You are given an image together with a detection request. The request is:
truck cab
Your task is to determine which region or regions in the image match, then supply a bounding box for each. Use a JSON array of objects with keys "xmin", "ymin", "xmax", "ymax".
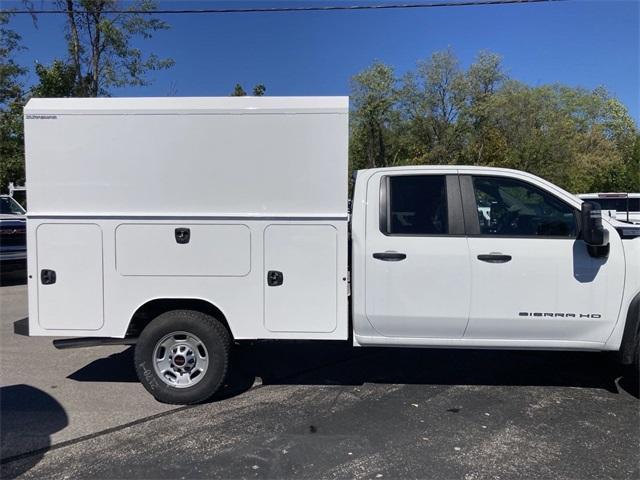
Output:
[{"xmin": 350, "ymin": 167, "xmax": 639, "ymax": 353}]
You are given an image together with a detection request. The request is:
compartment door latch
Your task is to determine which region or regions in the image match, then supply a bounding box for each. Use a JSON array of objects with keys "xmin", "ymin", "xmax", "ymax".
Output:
[
  {"xmin": 267, "ymin": 270, "xmax": 283, "ymax": 287},
  {"xmin": 41, "ymin": 269, "xmax": 56, "ymax": 285},
  {"xmin": 175, "ymin": 227, "xmax": 191, "ymax": 244}
]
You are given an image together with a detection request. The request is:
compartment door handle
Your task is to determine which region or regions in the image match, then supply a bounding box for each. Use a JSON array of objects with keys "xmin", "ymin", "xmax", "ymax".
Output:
[
  {"xmin": 41, "ymin": 269, "xmax": 56, "ymax": 285},
  {"xmin": 267, "ymin": 270, "xmax": 283, "ymax": 286},
  {"xmin": 175, "ymin": 228, "xmax": 190, "ymax": 244}
]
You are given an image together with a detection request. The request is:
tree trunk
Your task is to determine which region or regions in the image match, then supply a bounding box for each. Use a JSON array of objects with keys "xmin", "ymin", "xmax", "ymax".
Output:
[
  {"xmin": 65, "ymin": 0, "xmax": 82, "ymax": 92},
  {"xmin": 367, "ymin": 119, "xmax": 377, "ymax": 169},
  {"xmin": 377, "ymin": 122, "xmax": 386, "ymax": 167},
  {"xmin": 90, "ymin": 6, "xmax": 102, "ymax": 96}
]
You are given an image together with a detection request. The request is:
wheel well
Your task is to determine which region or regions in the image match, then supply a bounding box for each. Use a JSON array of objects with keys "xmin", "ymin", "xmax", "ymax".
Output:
[
  {"xmin": 618, "ymin": 291, "xmax": 640, "ymax": 365},
  {"xmin": 126, "ymin": 299, "xmax": 233, "ymax": 339}
]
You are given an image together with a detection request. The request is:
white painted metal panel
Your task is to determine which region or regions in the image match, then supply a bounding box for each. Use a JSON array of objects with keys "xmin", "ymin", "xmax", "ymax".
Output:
[
  {"xmin": 362, "ymin": 170, "xmax": 471, "ymax": 338},
  {"xmin": 24, "ymin": 97, "xmax": 348, "ymax": 217},
  {"xmin": 27, "ymin": 217, "xmax": 348, "ymax": 340},
  {"xmin": 264, "ymin": 225, "xmax": 338, "ymax": 333},
  {"xmin": 36, "ymin": 224, "xmax": 104, "ymax": 330},
  {"xmin": 115, "ymin": 224, "xmax": 251, "ymax": 276},
  {"xmin": 465, "ymin": 230, "xmax": 625, "ymax": 342}
]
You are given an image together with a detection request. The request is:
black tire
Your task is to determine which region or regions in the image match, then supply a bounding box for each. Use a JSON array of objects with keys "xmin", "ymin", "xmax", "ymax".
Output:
[{"xmin": 134, "ymin": 310, "xmax": 231, "ymax": 404}]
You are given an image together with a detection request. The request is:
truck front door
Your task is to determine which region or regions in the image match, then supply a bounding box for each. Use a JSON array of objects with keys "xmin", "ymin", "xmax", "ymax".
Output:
[
  {"xmin": 364, "ymin": 171, "xmax": 471, "ymax": 338},
  {"xmin": 461, "ymin": 174, "xmax": 624, "ymax": 342}
]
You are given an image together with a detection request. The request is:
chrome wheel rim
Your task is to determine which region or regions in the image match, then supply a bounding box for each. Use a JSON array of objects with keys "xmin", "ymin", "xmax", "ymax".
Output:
[{"xmin": 152, "ymin": 331, "xmax": 209, "ymax": 388}]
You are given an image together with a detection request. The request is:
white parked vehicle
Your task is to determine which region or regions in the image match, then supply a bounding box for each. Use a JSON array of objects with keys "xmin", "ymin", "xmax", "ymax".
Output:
[
  {"xmin": 24, "ymin": 97, "xmax": 640, "ymax": 404},
  {"xmin": 578, "ymin": 193, "xmax": 640, "ymax": 225}
]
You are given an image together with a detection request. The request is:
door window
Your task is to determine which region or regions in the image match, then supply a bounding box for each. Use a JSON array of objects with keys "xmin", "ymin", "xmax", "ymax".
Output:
[
  {"xmin": 384, "ymin": 175, "xmax": 448, "ymax": 235},
  {"xmin": 472, "ymin": 176, "xmax": 577, "ymax": 237}
]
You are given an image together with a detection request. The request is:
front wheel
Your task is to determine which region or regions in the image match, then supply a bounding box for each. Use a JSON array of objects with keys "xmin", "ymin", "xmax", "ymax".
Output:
[{"xmin": 134, "ymin": 310, "xmax": 231, "ymax": 404}]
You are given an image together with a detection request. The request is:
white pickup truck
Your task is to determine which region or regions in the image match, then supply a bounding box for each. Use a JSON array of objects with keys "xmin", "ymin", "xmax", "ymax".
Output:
[
  {"xmin": 578, "ymin": 193, "xmax": 640, "ymax": 225},
  {"xmin": 23, "ymin": 97, "xmax": 640, "ymax": 404}
]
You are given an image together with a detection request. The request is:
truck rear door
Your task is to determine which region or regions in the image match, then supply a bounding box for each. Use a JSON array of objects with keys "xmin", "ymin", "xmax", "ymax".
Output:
[{"xmin": 364, "ymin": 170, "xmax": 471, "ymax": 338}]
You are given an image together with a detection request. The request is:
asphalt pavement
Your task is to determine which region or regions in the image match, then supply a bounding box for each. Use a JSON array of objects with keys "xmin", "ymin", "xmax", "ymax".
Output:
[{"xmin": 1, "ymin": 281, "xmax": 639, "ymax": 479}]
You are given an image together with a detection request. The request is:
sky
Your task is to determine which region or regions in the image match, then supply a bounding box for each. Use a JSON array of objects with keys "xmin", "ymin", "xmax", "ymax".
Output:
[{"xmin": 6, "ymin": 0, "xmax": 640, "ymax": 123}]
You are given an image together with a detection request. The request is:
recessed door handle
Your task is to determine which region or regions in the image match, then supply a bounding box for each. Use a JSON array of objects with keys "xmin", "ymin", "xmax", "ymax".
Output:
[
  {"xmin": 267, "ymin": 270, "xmax": 283, "ymax": 286},
  {"xmin": 373, "ymin": 252, "xmax": 407, "ymax": 261},
  {"xmin": 477, "ymin": 253, "xmax": 512, "ymax": 263},
  {"xmin": 175, "ymin": 228, "xmax": 190, "ymax": 244},
  {"xmin": 41, "ymin": 269, "xmax": 56, "ymax": 285}
]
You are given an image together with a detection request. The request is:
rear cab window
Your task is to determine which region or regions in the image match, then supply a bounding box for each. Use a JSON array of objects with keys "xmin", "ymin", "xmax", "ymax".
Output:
[{"xmin": 381, "ymin": 175, "xmax": 449, "ymax": 235}]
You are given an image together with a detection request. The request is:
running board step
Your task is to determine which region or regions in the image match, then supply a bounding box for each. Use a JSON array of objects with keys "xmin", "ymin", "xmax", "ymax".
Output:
[{"xmin": 53, "ymin": 337, "xmax": 138, "ymax": 349}]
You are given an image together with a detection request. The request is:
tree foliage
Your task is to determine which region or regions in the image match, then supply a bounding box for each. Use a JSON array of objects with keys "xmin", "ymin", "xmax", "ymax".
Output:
[
  {"xmin": 252, "ymin": 84, "xmax": 266, "ymax": 96},
  {"xmin": 31, "ymin": 60, "xmax": 77, "ymax": 97},
  {"xmin": 0, "ymin": 12, "xmax": 27, "ymax": 192},
  {"xmin": 231, "ymin": 83, "xmax": 246, "ymax": 96},
  {"xmin": 0, "ymin": 2, "xmax": 174, "ymax": 191},
  {"xmin": 350, "ymin": 62, "xmax": 396, "ymax": 169},
  {"xmin": 231, "ymin": 83, "xmax": 267, "ymax": 96},
  {"xmin": 350, "ymin": 49, "xmax": 639, "ymax": 193},
  {"xmin": 59, "ymin": 0, "xmax": 174, "ymax": 96}
]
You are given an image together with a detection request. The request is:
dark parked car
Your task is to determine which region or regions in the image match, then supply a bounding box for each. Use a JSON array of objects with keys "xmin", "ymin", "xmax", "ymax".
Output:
[{"xmin": 0, "ymin": 195, "xmax": 27, "ymax": 279}]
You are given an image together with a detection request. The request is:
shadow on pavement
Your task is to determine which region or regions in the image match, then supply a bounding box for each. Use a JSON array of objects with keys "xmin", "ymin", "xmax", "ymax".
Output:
[
  {"xmin": 0, "ymin": 384, "xmax": 68, "ymax": 479},
  {"xmin": 68, "ymin": 347, "xmax": 138, "ymax": 382},
  {"xmin": 68, "ymin": 341, "xmax": 640, "ymax": 400},
  {"xmin": 231, "ymin": 342, "xmax": 639, "ymax": 398}
]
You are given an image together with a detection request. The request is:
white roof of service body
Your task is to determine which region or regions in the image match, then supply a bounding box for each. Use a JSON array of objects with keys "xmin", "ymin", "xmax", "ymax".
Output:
[{"xmin": 25, "ymin": 96, "xmax": 349, "ymax": 116}]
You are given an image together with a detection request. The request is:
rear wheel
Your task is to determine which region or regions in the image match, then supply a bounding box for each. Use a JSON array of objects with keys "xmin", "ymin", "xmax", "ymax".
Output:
[{"xmin": 134, "ymin": 310, "xmax": 230, "ymax": 404}]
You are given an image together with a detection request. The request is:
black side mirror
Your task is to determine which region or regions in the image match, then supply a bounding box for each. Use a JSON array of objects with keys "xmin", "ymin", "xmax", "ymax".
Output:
[{"xmin": 581, "ymin": 202, "xmax": 609, "ymax": 257}]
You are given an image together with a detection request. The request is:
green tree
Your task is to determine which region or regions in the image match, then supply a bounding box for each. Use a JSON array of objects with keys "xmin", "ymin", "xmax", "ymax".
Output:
[
  {"xmin": 252, "ymin": 84, "xmax": 266, "ymax": 96},
  {"xmin": 58, "ymin": 0, "xmax": 174, "ymax": 96},
  {"xmin": 461, "ymin": 50, "xmax": 507, "ymax": 165},
  {"xmin": 0, "ymin": 12, "xmax": 27, "ymax": 193},
  {"xmin": 350, "ymin": 62, "xmax": 397, "ymax": 170},
  {"xmin": 231, "ymin": 83, "xmax": 246, "ymax": 96},
  {"xmin": 465, "ymin": 50, "xmax": 505, "ymax": 99},
  {"xmin": 31, "ymin": 60, "xmax": 77, "ymax": 97},
  {"xmin": 397, "ymin": 49, "xmax": 468, "ymax": 164},
  {"xmin": 478, "ymin": 83, "xmax": 639, "ymax": 192},
  {"xmin": 350, "ymin": 48, "xmax": 639, "ymax": 193}
]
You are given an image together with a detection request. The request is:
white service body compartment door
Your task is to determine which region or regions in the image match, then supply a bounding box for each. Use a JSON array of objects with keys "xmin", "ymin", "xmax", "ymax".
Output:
[
  {"xmin": 264, "ymin": 225, "xmax": 338, "ymax": 333},
  {"xmin": 36, "ymin": 223, "xmax": 104, "ymax": 330},
  {"xmin": 115, "ymin": 224, "xmax": 250, "ymax": 276}
]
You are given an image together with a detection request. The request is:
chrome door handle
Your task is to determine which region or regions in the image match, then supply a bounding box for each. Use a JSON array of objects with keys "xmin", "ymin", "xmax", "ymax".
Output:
[{"xmin": 477, "ymin": 253, "xmax": 512, "ymax": 263}]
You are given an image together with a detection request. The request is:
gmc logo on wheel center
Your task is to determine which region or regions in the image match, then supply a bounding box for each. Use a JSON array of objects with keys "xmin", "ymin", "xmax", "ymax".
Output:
[{"xmin": 519, "ymin": 312, "xmax": 602, "ymax": 319}]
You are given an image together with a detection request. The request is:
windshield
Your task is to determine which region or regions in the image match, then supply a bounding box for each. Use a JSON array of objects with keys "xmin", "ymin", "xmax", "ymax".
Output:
[{"xmin": 0, "ymin": 197, "xmax": 26, "ymax": 215}]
